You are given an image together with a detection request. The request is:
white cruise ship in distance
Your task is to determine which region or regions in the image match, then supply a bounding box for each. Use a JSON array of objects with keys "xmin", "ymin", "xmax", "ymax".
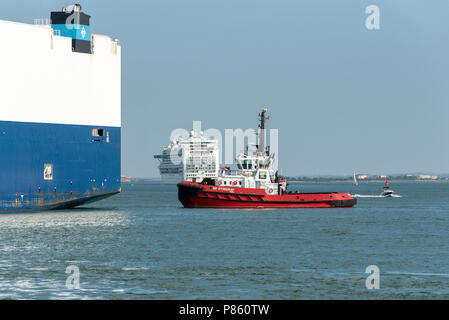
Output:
[{"xmin": 154, "ymin": 131, "xmax": 219, "ymax": 184}]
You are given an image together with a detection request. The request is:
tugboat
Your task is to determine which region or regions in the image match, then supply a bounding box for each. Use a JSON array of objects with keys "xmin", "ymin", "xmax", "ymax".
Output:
[
  {"xmin": 381, "ymin": 179, "xmax": 394, "ymax": 197},
  {"xmin": 177, "ymin": 109, "xmax": 357, "ymax": 209}
]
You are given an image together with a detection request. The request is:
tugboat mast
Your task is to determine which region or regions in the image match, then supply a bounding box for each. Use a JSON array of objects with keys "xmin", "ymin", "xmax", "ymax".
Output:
[{"xmin": 257, "ymin": 108, "xmax": 269, "ymax": 155}]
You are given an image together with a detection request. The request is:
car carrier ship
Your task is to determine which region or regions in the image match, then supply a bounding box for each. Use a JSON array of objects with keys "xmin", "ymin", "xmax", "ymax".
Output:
[
  {"xmin": 0, "ymin": 4, "xmax": 121, "ymax": 212},
  {"xmin": 178, "ymin": 109, "xmax": 357, "ymax": 209}
]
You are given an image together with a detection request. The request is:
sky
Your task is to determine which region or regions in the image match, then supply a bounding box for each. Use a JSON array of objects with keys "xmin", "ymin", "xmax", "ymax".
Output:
[{"xmin": 1, "ymin": 0, "xmax": 449, "ymax": 177}]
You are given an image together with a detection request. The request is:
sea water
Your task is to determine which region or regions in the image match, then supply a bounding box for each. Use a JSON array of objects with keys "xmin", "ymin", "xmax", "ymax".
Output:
[{"xmin": 0, "ymin": 181, "xmax": 448, "ymax": 299}]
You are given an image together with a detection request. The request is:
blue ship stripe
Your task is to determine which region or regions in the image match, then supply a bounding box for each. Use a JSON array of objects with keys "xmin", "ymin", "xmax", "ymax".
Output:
[
  {"xmin": 0, "ymin": 120, "xmax": 120, "ymax": 212},
  {"xmin": 51, "ymin": 24, "xmax": 91, "ymax": 41}
]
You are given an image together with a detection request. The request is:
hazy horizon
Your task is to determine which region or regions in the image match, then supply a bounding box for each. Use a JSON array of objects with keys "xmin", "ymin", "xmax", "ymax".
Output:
[
  {"xmin": 2, "ymin": 0, "xmax": 449, "ymax": 177},
  {"xmin": 124, "ymin": 172, "xmax": 449, "ymax": 179}
]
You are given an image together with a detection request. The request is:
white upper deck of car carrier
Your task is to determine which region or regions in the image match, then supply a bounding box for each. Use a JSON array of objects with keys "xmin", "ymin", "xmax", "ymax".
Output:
[{"xmin": 0, "ymin": 19, "xmax": 121, "ymax": 127}]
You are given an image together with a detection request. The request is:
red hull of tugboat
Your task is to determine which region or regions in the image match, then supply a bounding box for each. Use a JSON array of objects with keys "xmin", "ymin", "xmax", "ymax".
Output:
[{"xmin": 178, "ymin": 181, "xmax": 357, "ymax": 209}]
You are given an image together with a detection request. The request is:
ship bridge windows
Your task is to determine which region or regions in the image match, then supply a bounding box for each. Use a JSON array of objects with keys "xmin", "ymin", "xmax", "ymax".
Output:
[{"xmin": 242, "ymin": 160, "xmax": 253, "ymax": 170}]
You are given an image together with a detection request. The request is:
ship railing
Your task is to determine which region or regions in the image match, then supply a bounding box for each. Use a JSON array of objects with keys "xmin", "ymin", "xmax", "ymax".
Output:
[
  {"xmin": 219, "ymin": 170, "xmax": 247, "ymax": 177},
  {"xmin": 33, "ymin": 18, "xmax": 51, "ymax": 25},
  {"xmin": 0, "ymin": 191, "xmax": 104, "ymax": 210}
]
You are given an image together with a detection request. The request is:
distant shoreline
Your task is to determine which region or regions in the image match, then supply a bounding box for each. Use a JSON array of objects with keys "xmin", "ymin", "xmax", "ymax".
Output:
[
  {"xmin": 288, "ymin": 179, "xmax": 448, "ymax": 183},
  {"xmin": 120, "ymin": 177, "xmax": 449, "ymax": 183}
]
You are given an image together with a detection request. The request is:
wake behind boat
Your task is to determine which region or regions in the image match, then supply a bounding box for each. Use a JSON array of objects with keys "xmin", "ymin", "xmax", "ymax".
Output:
[
  {"xmin": 354, "ymin": 179, "xmax": 400, "ymax": 198},
  {"xmin": 177, "ymin": 109, "xmax": 357, "ymax": 209}
]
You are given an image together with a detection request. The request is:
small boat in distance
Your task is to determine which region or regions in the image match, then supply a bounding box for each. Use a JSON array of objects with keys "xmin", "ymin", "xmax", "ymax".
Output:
[
  {"xmin": 353, "ymin": 173, "xmax": 358, "ymax": 186},
  {"xmin": 381, "ymin": 179, "xmax": 394, "ymax": 197}
]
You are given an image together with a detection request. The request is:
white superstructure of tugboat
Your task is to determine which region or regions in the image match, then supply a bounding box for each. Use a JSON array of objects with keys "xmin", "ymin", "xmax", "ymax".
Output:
[{"xmin": 215, "ymin": 109, "xmax": 286, "ymax": 195}]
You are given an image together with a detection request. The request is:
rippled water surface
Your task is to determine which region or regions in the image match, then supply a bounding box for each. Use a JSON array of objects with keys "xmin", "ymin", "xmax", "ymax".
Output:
[{"xmin": 1, "ymin": 181, "xmax": 448, "ymax": 299}]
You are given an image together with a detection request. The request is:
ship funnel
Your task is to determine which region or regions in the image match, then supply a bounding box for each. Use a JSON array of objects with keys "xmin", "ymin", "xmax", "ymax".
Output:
[
  {"xmin": 62, "ymin": 4, "xmax": 81, "ymax": 13},
  {"xmin": 51, "ymin": 4, "xmax": 92, "ymax": 54}
]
